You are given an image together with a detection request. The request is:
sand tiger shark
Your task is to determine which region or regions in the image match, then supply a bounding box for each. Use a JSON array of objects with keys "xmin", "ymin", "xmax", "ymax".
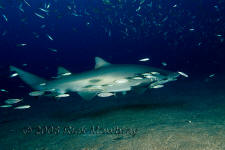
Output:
[{"xmin": 9, "ymin": 57, "xmax": 180, "ymax": 100}]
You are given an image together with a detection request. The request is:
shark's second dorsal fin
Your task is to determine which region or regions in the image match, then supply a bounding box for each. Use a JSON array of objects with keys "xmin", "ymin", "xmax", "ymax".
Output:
[
  {"xmin": 57, "ymin": 67, "xmax": 72, "ymax": 76},
  {"xmin": 95, "ymin": 57, "xmax": 111, "ymax": 69}
]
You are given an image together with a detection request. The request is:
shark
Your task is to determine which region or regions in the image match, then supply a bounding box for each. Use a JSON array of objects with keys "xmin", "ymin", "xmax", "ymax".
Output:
[{"xmin": 9, "ymin": 57, "xmax": 180, "ymax": 100}]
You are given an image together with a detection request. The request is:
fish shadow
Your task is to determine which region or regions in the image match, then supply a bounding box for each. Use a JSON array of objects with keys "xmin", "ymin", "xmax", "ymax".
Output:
[{"xmin": 51, "ymin": 100, "xmax": 186, "ymax": 122}]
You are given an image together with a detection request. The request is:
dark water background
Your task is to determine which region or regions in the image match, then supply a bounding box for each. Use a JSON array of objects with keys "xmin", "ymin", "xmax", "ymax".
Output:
[
  {"xmin": 0, "ymin": 3, "xmax": 225, "ymax": 150},
  {"xmin": 0, "ymin": 0, "xmax": 225, "ymax": 118},
  {"xmin": 0, "ymin": 0, "xmax": 224, "ymax": 72}
]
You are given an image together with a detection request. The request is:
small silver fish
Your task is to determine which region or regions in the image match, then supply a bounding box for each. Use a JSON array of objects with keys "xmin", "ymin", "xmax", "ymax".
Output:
[
  {"xmin": 178, "ymin": 71, "xmax": 189, "ymax": 78},
  {"xmin": 173, "ymin": 4, "xmax": 177, "ymax": 8},
  {"xmin": 140, "ymin": 0, "xmax": 145, "ymax": 5},
  {"xmin": 48, "ymin": 48, "xmax": 58, "ymax": 52},
  {"xmin": 5, "ymin": 98, "xmax": 23, "ymax": 104},
  {"xmin": 34, "ymin": 13, "xmax": 45, "ymax": 19},
  {"xmin": 0, "ymin": 89, "xmax": 8, "ymax": 92},
  {"xmin": 46, "ymin": 3, "xmax": 50, "ymax": 9},
  {"xmin": 14, "ymin": 105, "xmax": 31, "ymax": 109},
  {"xmin": 39, "ymin": 8, "xmax": 48, "ymax": 13},
  {"xmin": 56, "ymin": 94, "xmax": 70, "ymax": 98},
  {"xmin": 46, "ymin": 34, "xmax": 54, "ymax": 40},
  {"xmin": 209, "ymin": 74, "xmax": 215, "ymax": 78},
  {"xmin": 161, "ymin": 62, "xmax": 167, "ymax": 66},
  {"xmin": 23, "ymin": 0, "xmax": 31, "ymax": 7},
  {"xmin": 29, "ymin": 91, "xmax": 44, "ymax": 96},
  {"xmin": 151, "ymin": 72, "xmax": 160, "ymax": 75},
  {"xmin": 18, "ymin": 4, "xmax": 24, "ymax": 13},
  {"xmin": 10, "ymin": 73, "xmax": 19, "ymax": 78},
  {"xmin": 97, "ymin": 92, "xmax": 114, "ymax": 97},
  {"xmin": 0, "ymin": 104, "xmax": 12, "ymax": 108},
  {"xmin": 133, "ymin": 77, "xmax": 143, "ymax": 80},
  {"xmin": 139, "ymin": 58, "xmax": 150, "ymax": 62},
  {"xmin": 136, "ymin": 6, "xmax": 141, "ymax": 12},
  {"xmin": 144, "ymin": 75, "xmax": 156, "ymax": 79},
  {"xmin": 152, "ymin": 85, "xmax": 164, "ymax": 89},
  {"xmin": 61, "ymin": 72, "xmax": 71, "ymax": 76},
  {"xmin": 2, "ymin": 14, "xmax": 8, "ymax": 22},
  {"xmin": 17, "ymin": 43, "xmax": 27, "ymax": 47},
  {"xmin": 142, "ymin": 72, "xmax": 152, "ymax": 76},
  {"xmin": 39, "ymin": 83, "xmax": 46, "ymax": 86}
]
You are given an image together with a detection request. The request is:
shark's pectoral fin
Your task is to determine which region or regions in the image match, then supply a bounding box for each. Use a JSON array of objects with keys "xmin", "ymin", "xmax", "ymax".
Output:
[{"xmin": 77, "ymin": 91, "xmax": 97, "ymax": 101}]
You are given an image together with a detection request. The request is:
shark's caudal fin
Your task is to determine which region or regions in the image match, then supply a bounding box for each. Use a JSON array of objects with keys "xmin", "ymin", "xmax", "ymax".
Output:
[
  {"xmin": 9, "ymin": 66, "xmax": 46, "ymax": 90},
  {"xmin": 95, "ymin": 57, "xmax": 111, "ymax": 69}
]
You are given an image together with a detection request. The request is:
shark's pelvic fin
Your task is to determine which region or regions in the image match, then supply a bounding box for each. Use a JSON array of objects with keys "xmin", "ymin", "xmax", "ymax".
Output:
[
  {"xmin": 95, "ymin": 57, "xmax": 111, "ymax": 69},
  {"xmin": 77, "ymin": 91, "xmax": 97, "ymax": 101},
  {"xmin": 57, "ymin": 67, "xmax": 71, "ymax": 76},
  {"xmin": 9, "ymin": 66, "xmax": 46, "ymax": 90}
]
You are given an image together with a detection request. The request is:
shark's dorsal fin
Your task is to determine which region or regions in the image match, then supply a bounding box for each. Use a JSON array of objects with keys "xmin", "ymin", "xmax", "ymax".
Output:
[
  {"xmin": 95, "ymin": 57, "xmax": 111, "ymax": 69},
  {"xmin": 57, "ymin": 67, "xmax": 72, "ymax": 76}
]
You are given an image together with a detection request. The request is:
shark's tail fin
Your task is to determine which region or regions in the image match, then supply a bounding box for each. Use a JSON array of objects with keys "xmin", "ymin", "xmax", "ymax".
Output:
[{"xmin": 10, "ymin": 66, "xmax": 46, "ymax": 90}]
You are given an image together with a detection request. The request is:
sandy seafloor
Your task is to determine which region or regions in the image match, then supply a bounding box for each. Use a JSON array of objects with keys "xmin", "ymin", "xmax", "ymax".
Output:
[{"xmin": 0, "ymin": 75, "xmax": 225, "ymax": 150}]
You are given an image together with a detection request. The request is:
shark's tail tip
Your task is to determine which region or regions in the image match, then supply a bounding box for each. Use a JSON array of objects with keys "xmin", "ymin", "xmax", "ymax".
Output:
[{"xmin": 9, "ymin": 65, "xmax": 46, "ymax": 90}]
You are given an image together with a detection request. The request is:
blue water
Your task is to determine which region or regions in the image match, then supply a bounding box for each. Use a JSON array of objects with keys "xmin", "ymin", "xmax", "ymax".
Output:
[
  {"xmin": 0, "ymin": 0, "xmax": 224, "ymax": 72},
  {"xmin": 0, "ymin": 0, "xmax": 225, "ymax": 149},
  {"xmin": 0, "ymin": 0, "xmax": 224, "ymax": 98}
]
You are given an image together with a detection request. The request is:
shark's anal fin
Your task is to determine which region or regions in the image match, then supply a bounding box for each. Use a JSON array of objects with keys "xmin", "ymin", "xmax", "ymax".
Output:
[
  {"xmin": 95, "ymin": 57, "xmax": 111, "ymax": 69},
  {"xmin": 77, "ymin": 91, "xmax": 97, "ymax": 101}
]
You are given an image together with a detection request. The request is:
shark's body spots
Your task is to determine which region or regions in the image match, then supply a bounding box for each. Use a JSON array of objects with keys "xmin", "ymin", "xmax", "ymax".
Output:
[{"xmin": 89, "ymin": 79, "xmax": 101, "ymax": 83}]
